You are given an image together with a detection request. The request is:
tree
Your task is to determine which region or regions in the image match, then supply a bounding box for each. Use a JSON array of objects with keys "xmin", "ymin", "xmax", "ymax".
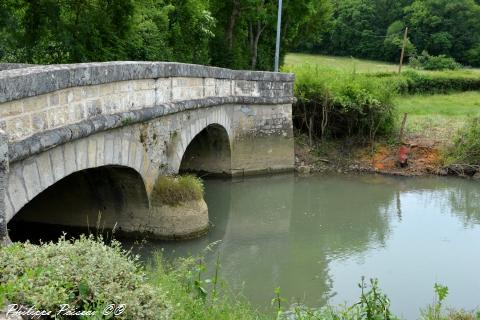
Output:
[
  {"xmin": 20, "ymin": 0, "xmax": 134, "ymax": 63},
  {"xmin": 162, "ymin": 0, "xmax": 215, "ymax": 65},
  {"xmin": 0, "ymin": 0, "xmax": 28, "ymax": 62},
  {"xmin": 405, "ymin": 0, "xmax": 480, "ymax": 66},
  {"xmin": 126, "ymin": 0, "xmax": 173, "ymax": 62},
  {"xmin": 211, "ymin": 0, "xmax": 332, "ymax": 71}
]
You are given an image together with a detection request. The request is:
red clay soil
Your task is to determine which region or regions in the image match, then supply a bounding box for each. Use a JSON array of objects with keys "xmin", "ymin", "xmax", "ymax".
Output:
[
  {"xmin": 358, "ymin": 139, "xmax": 443, "ymax": 175},
  {"xmin": 295, "ymin": 136, "xmax": 444, "ymax": 176}
]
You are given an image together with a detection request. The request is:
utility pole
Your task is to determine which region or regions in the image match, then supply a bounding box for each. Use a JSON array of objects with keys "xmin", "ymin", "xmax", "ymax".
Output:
[
  {"xmin": 274, "ymin": 0, "xmax": 283, "ymax": 72},
  {"xmin": 398, "ymin": 26, "xmax": 408, "ymax": 74}
]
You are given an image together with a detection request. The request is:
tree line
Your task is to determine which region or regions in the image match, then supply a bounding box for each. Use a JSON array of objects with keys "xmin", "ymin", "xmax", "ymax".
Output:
[
  {"xmin": 0, "ymin": 0, "xmax": 330, "ymax": 71},
  {"xmin": 307, "ymin": 0, "xmax": 480, "ymax": 67},
  {"xmin": 1, "ymin": 0, "xmax": 480, "ymax": 69}
]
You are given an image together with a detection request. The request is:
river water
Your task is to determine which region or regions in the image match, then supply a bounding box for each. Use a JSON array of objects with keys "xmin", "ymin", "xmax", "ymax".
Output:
[{"xmin": 139, "ymin": 173, "xmax": 480, "ymax": 319}]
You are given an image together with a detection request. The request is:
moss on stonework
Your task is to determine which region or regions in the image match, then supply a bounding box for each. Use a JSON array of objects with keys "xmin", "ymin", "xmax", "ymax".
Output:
[{"xmin": 152, "ymin": 175, "xmax": 204, "ymax": 207}]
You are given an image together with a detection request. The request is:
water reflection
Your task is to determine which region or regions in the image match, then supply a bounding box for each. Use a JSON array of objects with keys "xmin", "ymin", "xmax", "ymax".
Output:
[{"xmin": 143, "ymin": 174, "xmax": 480, "ymax": 318}]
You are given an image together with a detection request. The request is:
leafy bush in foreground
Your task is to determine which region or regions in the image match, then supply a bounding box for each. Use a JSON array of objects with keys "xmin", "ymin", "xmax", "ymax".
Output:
[
  {"xmin": 147, "ymin": 253, "xmax": 266, "ymax": 320},
  {"xmin": 0, "ymin": 235, "xmax": 169, "ymax": 319},
  {"xmin": 152, "ymin": 175, "xmax": 204, "ymax": 206}
]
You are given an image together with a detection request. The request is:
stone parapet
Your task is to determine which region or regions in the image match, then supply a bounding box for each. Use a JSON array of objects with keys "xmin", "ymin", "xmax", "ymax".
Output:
[
  {"xmin": 0, "ymin": 62, "xmax": 294, "ymax": 143},
  {"xmin": 0, "ymin": 62, "xmax": 294, "ymax": 103}
]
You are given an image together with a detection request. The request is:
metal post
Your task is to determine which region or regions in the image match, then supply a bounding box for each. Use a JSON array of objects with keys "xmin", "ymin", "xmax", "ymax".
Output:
[{"xmin": 274, "ymin": 0, "xmax": 283, "ymax": 72}]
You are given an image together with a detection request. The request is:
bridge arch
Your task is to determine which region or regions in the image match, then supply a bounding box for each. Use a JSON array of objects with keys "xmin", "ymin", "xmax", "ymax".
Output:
[
  {"xmin": 5, "ymin": 129, "xmax": 152, "ymax": 224},
  {"xmin": 179, "ymin": 123, "xmax": 232, "ymax": 176},
  {"xmin": 8, "ymin": 165, "xmax": 149, "ymax": 241}
]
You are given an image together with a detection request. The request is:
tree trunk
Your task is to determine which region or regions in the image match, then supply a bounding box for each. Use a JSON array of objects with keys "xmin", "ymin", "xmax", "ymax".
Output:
[
  {"xmin": 226, "ymin": 0, "xmax": 240, "ymax": 50},
  {"xmin": 250, "ymin": 21, "xmax": 266, "ymax": 70}
]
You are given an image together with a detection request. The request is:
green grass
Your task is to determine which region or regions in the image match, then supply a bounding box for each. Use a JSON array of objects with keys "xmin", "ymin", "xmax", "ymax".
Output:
[
  {"xmin": 152, "ymin": 175, "xmax": 204, "ymax": 206},
  {"xmin": 285, "ymin": 53, "xmax": 401, "ymax": 73},
  {"xmin": 395, "ymin": 91, "xmax": 480, "ymax": 143},
  {"xmin": 284, "ymin": 53, "xmax": 480, "ymax": 75}
]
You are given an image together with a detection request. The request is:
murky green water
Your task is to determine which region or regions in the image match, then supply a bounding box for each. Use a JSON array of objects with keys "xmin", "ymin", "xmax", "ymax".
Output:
[{"xmin": 141, "ymin": 174, "xmax": 480, "ymax": 319}]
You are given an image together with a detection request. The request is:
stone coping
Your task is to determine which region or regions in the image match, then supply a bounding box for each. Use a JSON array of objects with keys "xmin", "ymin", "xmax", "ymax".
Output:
[
  {"xmin": 0, "ymin": 63, "xmax": 35, "ymax": 72},
  {"xmin": 0, "ymin": 62, "xmax": 295, "ymax": 104},
  {"xmin": 9, "ymin": 95, "xmax": 295, "ymax": 163}
]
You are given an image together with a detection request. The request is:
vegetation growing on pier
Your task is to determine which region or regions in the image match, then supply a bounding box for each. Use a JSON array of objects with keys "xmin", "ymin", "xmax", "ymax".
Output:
[{"xmin": 152, "ymin": 175, "xmax": 204, "ymax": 206}]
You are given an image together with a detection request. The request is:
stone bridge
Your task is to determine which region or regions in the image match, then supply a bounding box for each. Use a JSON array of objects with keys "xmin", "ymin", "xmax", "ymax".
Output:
[{"xmin": 0, "ymin": 62, "xmax": 294, "ymax": 242}]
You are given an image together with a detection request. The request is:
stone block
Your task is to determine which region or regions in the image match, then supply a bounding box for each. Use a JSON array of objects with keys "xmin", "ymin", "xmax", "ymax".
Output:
[
  {"xmin": 75, "ymin": 139, "xmax": 88, "ymax": 170},
  {"xmin": 31, "ymin": 111, "xmax": 49, "ymax": 131},
  {"xmin": 36, "ymin": 152, "xmax": 54, "ymax": 189},
  {"xmin": 23, "ymin": 95, "xmax": 48, "ymax": 113},
  {"xmin": 22, "ymin": 160, "xmax": 41, "ymax": 200},
  {"xmin": 50, "ymin": 147, "xmax": 65, "ymax": 181},
  {"xmin": 64, "ymin": 143, "xmax": 77, "ymax": 175},
  {"xmin": 0, "ymin": 101, "xmax": 23, "ymax": 118}
]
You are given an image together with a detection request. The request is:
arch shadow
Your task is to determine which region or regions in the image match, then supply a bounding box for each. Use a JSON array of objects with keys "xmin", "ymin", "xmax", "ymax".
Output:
[
  {"xmin": 179, "ymin": 124, "xmax": 232, "ymax": 177},
  {"xmin": 8, "ymin": 165, "xmax": 149, "ymax": 242}
]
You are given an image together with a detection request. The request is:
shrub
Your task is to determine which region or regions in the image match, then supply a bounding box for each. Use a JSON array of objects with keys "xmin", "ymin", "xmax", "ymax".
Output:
[
  {"xmin": 445, "ymin": 117, "xmax": 480, "ymax": 165},
  {"xmin": 285, "ymin": 64, "xmax": 396, "ymax": 143},
  {"xmin": 280, "ymin": 278, "xmax": 399, "ymax": 320},
  {"xmin": 152, "ymin": 175, "xmax": 204, "ymax": 206},
  {"xmin": 410, "ymin": 51, "xmax": 462, "ymax": 71},
  {"xmin": 147, "ymin": 254, "xmax": 266, "ymax": 320},
  {"xmin": 0, "ymin": 235, "xmax": 170, "ymax": 319},
  {"xmin": 371, "ymin": 70, "xmax": 480, "ymax": 95}
]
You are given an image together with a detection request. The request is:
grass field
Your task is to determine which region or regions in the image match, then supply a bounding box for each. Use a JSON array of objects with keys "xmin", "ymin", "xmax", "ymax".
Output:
[
  {"xmin": 395, "ymin": 91, "xmax": 480, "ymax": 143},
  {"xmin": 284, "ymin": 52, "xmax": 480, "ymax": 75},
  {"xmin": 284, "ymin": 53, "xmax": 401, "ymax": 73}
]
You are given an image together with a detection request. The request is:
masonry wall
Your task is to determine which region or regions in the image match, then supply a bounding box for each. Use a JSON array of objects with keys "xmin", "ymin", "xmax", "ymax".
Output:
[{"xmin": 0, "ymin": 62, "xmax": 296, "ymax": 239}]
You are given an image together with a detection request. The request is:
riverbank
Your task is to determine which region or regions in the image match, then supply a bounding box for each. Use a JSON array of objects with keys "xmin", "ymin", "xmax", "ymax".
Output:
[
  {"xmin": 2, "ymin": 234, "xmax": 480, "ymax": 320},
  {"xmin": 286, "ymin": 54, "xmax": 480, "ymax": 180},
  {"xmin": 294, "ymin": 135, "xmax": 480, "ymax": 179}
]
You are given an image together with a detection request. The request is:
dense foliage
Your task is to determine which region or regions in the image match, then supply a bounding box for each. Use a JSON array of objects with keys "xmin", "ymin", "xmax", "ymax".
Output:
[
  {"xmin": 2, "ymin": 0, "xmax": 480, "ymax": 69},
  {"xmin": 285, "ymin": 64, "xmax": 396, "ymax": 143},
  {"xmin": 380, "ymin": 70, "xmax": 480, "ymax": 94},
  {"xmin": 0, "ymin": 0, "xmax": 331, "ymax": 71},
  {"xmin": 0, "ymin": 235, "xmax": 169, "ymax": 319},
  {"xmin": 313, "ymin": 0, "xmax": 480, "ymax": 67},
  {"xmin": 410, "ymin": 51, "xmax": 462, "ymax": 71},
  {"xmin": 446, "ymin": 117, "xmax": 480, "ymax": 166},
  {"xmin": 287, "ymin": 62, "xmax": 480, "ymax": 144}
]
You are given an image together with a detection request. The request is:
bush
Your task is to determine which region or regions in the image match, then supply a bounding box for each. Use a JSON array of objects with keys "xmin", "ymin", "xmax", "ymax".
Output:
[
  {"xmin": 445, "ymin": 117, "xmax": 480, "ymax": 165},
  {"xmin": 281, "ymin": 278, "xmax": 399, "ymax": 320},
  {"xmin": 0, "ymin": 235, "xmax": 169, "ymax": 319},
  {"xmin": 371, "ymin": 70, "xmax": 480, "ymax": 95},
  {"xmin": 410, "ymin": 51, "xmax": 462, "ymax": 71},
  {"xmin": 152, "ymin": 175, "xmax": 204, "ymax": 206},
  {"xmin": 285, "ymin": 64, "xmax": 396, "ymax": 142},
  {"xmin": 147, "ymin": 254, "xmax": 266, "ymax": 320}
]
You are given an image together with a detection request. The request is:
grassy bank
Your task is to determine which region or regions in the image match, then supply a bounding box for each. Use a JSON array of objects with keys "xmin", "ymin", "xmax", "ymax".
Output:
[
  {"xmin": 285, "ymin": 53, "xmax": 480, "ymax": 75},
  {"xmin": 1, "ymin": 236, "xmax": 479, "ymax": 319},
  {"xmin": 287, "ymin": 54, "xmax": 480, "ymax": 173},
  {"xmin": 285, "ymin": 53, "xmax": 400, "ymax": 73},
  {"xmin": 396, "ymin": 92, "xmax": 480, "ymax": 144}
]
